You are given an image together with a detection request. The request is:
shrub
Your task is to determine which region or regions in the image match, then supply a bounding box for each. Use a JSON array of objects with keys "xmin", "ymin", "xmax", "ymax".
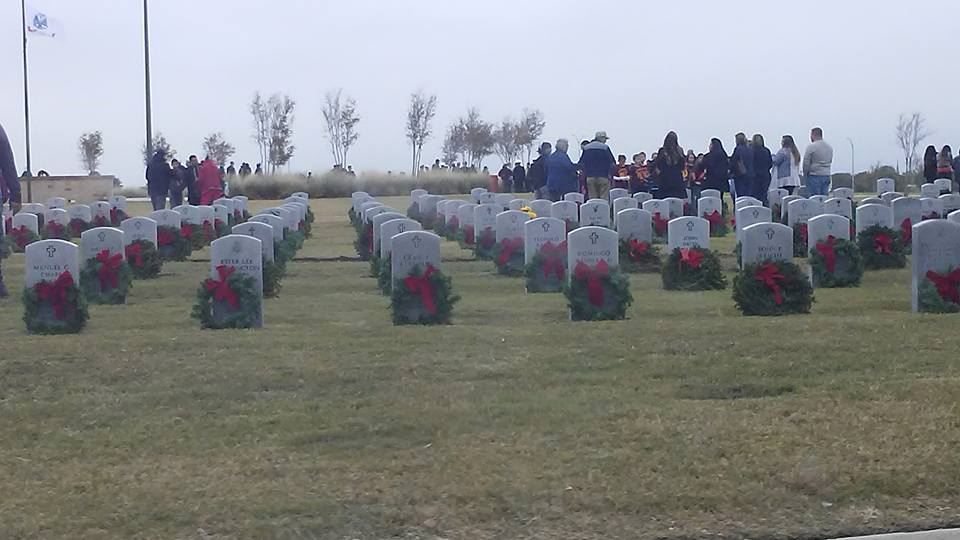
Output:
[{"xmin": 229, "ymin": 170, "xmax": 491, "ymax": 200}]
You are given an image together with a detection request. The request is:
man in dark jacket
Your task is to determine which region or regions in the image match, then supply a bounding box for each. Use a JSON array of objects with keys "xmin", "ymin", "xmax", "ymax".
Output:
[
  {"xmin": 751, "ymin": 134, "xmax": 773, "ymax": 204},
  {"xmin": 730, "ymin": 133, "xmax": 755, "ymax": 199},
  {"xmin": 512, "ymin": 162, "xmax": 527, "ymax": 193},
  {"xmin": 527, "ymin": 142, "xmax": 552, "ymax": 199},
  {"xmin": 0, "ymin": 121, "xmax": 22, "ymax": 297},
  {"xmin": 579, "ymin": 131, "xmax": 616, "ymax": 200},
  {"xmin": 498, "ymin": 164, "xmax": 513, "ymax": 192},
  {"xmin": 145, "ymin": 150, "xmax": 173, "ymax": 210},
  {"xmin": 185, "ymin": 155, "xmax": 201, "ymax": 205}
]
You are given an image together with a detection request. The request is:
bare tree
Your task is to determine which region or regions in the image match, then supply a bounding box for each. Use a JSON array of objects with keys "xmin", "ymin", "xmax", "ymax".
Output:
[
  {"xmin": 267, "ymin": 95, "xmax": 296, "ymax": 173},
  {"xmin": 493, "ymin": 119, "xmax": 520, "ymax": 165},
  {"xmin": 406, "ymin": 91, "xmax": 438, "ymax": 176},
  {"xmin": 895, "ymin": 112, "xmax": 931, "ymax": 173},
  {"xmin": 78, "ymin": 131, "xmax": 104, "ymax": 174},
  {"xmin": 441, "ymin": 123, "xmax": 466, "ymax": 167},
  {"xmin": 142, "ymin": 133, "xmax": 175, "ymax": 165},
  {"xmin": 250, "ymin": 92, "xmax": 270, "ymax": 170},
  {"xmin": 322, "ymin": 89, "xmax": 361, "ymax": 168},
  {"xmin": 460, "ymin": 108, "xmax": 494, "ymax": 168},
  {"xmin": 202, "ymin": 132, "xmax": 236, "ymax": 167},
  {"xmin": 514, "ymin": 108, "xmax": 546, "ymax": 165}
]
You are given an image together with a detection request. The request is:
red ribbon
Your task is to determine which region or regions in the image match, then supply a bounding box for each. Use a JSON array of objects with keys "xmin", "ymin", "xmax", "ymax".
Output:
[
  {"xmin": 234, "ymin": 210, "xmax": 243, "ymax": 221},
  {"xmin": 215, "ymin": 219, "xmax": 226, "ymax": 235},
  {"xmin": 204, "ymin": 265, "xmax": 240, "ymax": 309},
  {"xmin": 202, "ymin": 220, "xmax": 215, "ymax": 242},
  {"xmin": 755, "ymin": 262, "xmax": 785, "ymax": 305},
  {"xmin": 874, "ymin": 232, "xmax": 893, "ymax": 254},
  {"xmin": 69, "ymin": 219, "xmax": 86, "ymax": 236},
  {"xmin": 95, "ymin": 249, "xmax": 123, "ymax": 290},
  {"xmin": 628, "ymin": 239, "xmax": 650, "ymax": 262},
  {"xmin": 93, "ymin": 215, "xmax": 109, "ymax": 227},
  {"xmin": 799, "ymin": 223, "xmax": 808, "ymax": 244},
  {"xmin": 926, "ymin": 269, "xmax": 960, "ymax": 304},
  {"xmin": 539, "ymin": 241, "xmax": 567, "ymax": 280},
  {"xmin": 653, "ymin": 213, "xmax": 668, "ymax": 236},
  {"xmin": 704, "ymin": 210, "xmax": 724, "ymax": 232},
  {"xmin": 110, "ymin": 207, "xmax": 123, "ymax": 225},
  {"xmin": 47, "ymin": 221, "xmax": 65, "ymax": 237},
  {"xmin": 479, "ymin": 229, "xmax": 496, "ymax": 250},
  {"xmin": 11, "ymin": 225, "xmax": 32, "ymax": 248},
  {"xmin": 125, "ymin": 242, "xmax": 143, "ymax": 267},
  {"xmin": 900, "ymin": 218, "xmax": 913, "ymax": 246},
  {"xmin": 679, "ymin": 247, "xmax": 703, "ymax": 269},
  {"xmin": 573, "ymin": 260, "xmax": 610, "ymax": 307},
  {"xmin": 497, "ymin": 237, "xmax": 523, "ymax": 266},
  {"xmin": 464, "ymin": 226, "xmax": 475, "ymax": 246},
  {"xmin": 815, "ymin": 235, "xmax": 837, "ymax": 273},
  {"xmin": 35, "ymin": 270, "xmax": 75, "ymax": 320},
  {"xmin": 158, "ymin": 228, "xmax": 176, "ymax": 246},
  {"xmin": 448, "ymin": 217, "xmax": 459, "ymax": 230},
  {"xmin": 180, "ymin": 224, "xmax": 192, "ymax": 238},
  {"xmin": 403, "ymin": 264, "xmax": 438, "ymax": 315}
]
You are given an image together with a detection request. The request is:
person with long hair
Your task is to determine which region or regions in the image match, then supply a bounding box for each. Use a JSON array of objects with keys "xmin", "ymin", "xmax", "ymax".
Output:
[
  {"xmin": 751, "ymin": 134, "xmax": 773, "ymax": 203},
  {"xmin": 923, "ymin": 145, "xmax": 939, "ymax": 184},
  {"xmin": 696, "ymin": 138, "xmax": 730, "ymax": 207},
  {"xmin": 937, "ymin": 146, "xmax": 954, "ymax": 186},
  {"xmin": 772, "ymin": 135, "xmax": 802, "ymax": 195},
  {"xmin": 654, "ymin": 131, "xmax": 687, "ymax": 199},
  {"xmin": 730, "ymin": 132, "xmax": 755, "ymax": 200}
]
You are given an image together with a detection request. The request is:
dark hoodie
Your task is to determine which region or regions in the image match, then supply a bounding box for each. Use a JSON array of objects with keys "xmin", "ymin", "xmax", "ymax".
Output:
[
  {"xmin": 145, "ymin": 150, "xmax": 172, "ymax": 196},
  {"xmin": 697, "ymin": 139, "xmax": 730, "ymax": 192},
  {"xmin": 0, "ymin": 122, "xmax": 21, "ymax": 204}
]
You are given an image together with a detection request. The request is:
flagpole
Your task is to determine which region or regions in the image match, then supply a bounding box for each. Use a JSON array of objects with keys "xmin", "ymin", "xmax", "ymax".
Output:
[
  {"xmin": 21, "ymin": 0, "xmax": 33, "ymax": 202},
  {"xmin": 143, "ymin": 0, "xmax": 153, "ymax": 157}
]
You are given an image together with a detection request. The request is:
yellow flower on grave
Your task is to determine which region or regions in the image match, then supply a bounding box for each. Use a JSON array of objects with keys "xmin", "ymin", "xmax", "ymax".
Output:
[{"xmin": 520, "ymin": 206, "xmax": 537, "ymax": 219}]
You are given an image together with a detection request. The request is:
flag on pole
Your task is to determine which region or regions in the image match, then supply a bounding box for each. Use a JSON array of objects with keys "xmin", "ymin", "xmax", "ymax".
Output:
[{"xmin": 25, "ymin": 4, "xmax": 61, "ymax": 38}]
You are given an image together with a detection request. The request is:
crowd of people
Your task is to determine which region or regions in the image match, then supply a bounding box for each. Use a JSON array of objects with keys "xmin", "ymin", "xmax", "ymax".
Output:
[
  {"xmin": 144, "ymin": 155, "xmax": 264, "ymax": 211},
  {"xmin": 923, "ymin": 145, "xmax": 959, "ymax": 185}
]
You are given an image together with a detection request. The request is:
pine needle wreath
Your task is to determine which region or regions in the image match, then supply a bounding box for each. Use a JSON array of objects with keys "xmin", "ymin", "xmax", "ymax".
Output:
[
  {"xmin": 733, "ymin": 260, "xmax": 814, "ymax": 316},
  {"xmin": 22, "ymin": 271, "xmax": 89, "ymax": 334},
  {"xmin": 456, "ymin": 225, "xmax": 476, "ymax": 251},
  {"xmin": 192, "ymin": 267, "xmax": 261, "ymax": 329},
  {"xmin": 275, "ymin": 238, "xmax": 295, "ymax": 266},
  {"xmin": 491, "ymin": 237, "xmax": 526, "ymax": 276},
  {"xmin": 792, "ymin": 223, "xmax": 808, "ymax": 257},
  {"xmin": 68, "ymin": 218, "xmax": 89, "ymax": 238},
  {"xmin": 348, "ymin": 206, "xmax": 358, "ymax": 226},
  {"xmin": 263, "ymin": 258, "xmax": 285, "ymax": 298},
  {"xmin": 41, "ymin": 222, "xmax": 70, "ymax": 241},
  {"xmin": 652, "ymin": 213, "xmax": 669, "ymax": 243},
  {"xmin": 618, "ymin": 238, "xmax": 662, "ymax": 273},
  {"xmin": 564, "ymin": 219, "xmax": 579, "ymax": 234},
  {"xmin": 524, "ymin": 242, "xmax": 567, "ymax": 293},
  {"xmin": 703, "ymin": 211, "xmax": 729, "ymax": 237},
  {"xmin": 406, "ymin": 203, "xmax": 421, "ymax": 223},
  {"xmin": 369, "ymin": 252, "xmax": 381, "ymax": 277},
  {"xmin": 298, "ymin": 218, "xmax": 312, "ymax": 238},
  {"xmin": 734, "ymin": 241, "xmax": 742, "ymax": 268},
  {"xmin": 9, "ymin": 226, "xmax": 39, "ymax": 253},
  {"xmin": 391, "ymin": 264, "xmax": 460, "ymax": 325},
  {"xmin": 0, "ymin": 235, "xmax": 11, "ymax": 259},
  {"xmin": 214, "ymin": 219, "xmax": 230, "ymax": 239},
  {"xmin": 445, "ymin": 217, "xmax": 459, "ymax": 241},
  {"xmin": 183, "ymin": 223, "xmax": 205, "ymax": 251},
  {"xmin": 809, "ymin": 236, "xmax": 864, "ymax": 288},
  {"xmin": 857, "ymin": 225, "xmax": 906, "ymax": 270},
  {"xmin": 286, "ymin": 229, "xmax": 305, "ymax": 251},
  {"xmin": 305, "ymin": 207, "xmax": 315, "ymax": 225},
  {"xmin": 125, "ymin": 240, "xmax": 163, "ymax": 279},
  {"xmin": 662, "ymin": 247, "xmax": 727, "ymax": 291},
  {"xmin": 377, "ymin": 254, "xmax": 392, "ymax": 295},
  {"xmin": 110, "ymin": 208, "xmax": 128, "ymax": 227},
  {"xmin": 563, "ymin": 260, "xmax": 633, "ymax": 321},
  {"xmin": 80, "ymin": 251, "xmax": 134, "ymax": 305},
  {"xmin": 918, "ymin": 266, "xmax": 960, "ymax": 314},
  {"xmin": 434, "ymin": 216, "xmax": 448, "ymax": 238},
  {"xmin": 157, "ymin": 225, "xmax": 193, "ymax": 262},
  {"xmin": 475, "ymin": 228, "xmax": 496, "ymax": 260},
  {"xmin": 354, "ymin": 223, "xmax": 373, "ymax": 260}
]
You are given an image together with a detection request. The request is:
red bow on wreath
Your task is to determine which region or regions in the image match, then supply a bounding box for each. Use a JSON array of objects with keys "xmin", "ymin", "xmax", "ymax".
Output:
[
  {"xmin": 926, "ymin": 269, "xmax": 960, "ymax": 304},
  {"xmin": 35, "ymin": 270, "xmax": 75, "ymax": 320},
  {"xmin": 755, "ymin": 262, "xmax": 785, "ymax": 305},
  {"xmin": 815, "ymin": 235, "xmax": 838, "ymax": 274},
  {"xmin": 497, "ymin": 237, "xmax": 523, "ymax": 266},
  {"xmin": 180, "ymin": 224, "xmax": 192, "ymax": 238},
  {"xmin": 93, "ymin": 215, "xmax": 108, "ymax": 227},
  {"xmin": 679, "ymin": 247, "xmax": 703, "ymax": 270},
  {"xmin": 202, "ymin": 220, "xmax": 215, "ymax": 241},
  {"xmin": 900, "ymin": 218, "xmax": 913, "ymax": 246},
  {"xmin": 704, "ymin": 210, "xmax": 724, "ymax": 232},
  {"xmin": 574, "ymin": 260, "xmax": 610, "ymax": 307},
  {"xmin": 47, "ymin": 221, "xmax": 65, "ymax": 237},
  {"xmin": 234, "ymin": 210, "xmax": 242, "ymax": 221},
  {"xmin": 96, "ymin": 249, "xmax": 123, "ymax": 289},
  {"xmin": 628, "ymin": 239, "xmax": 650, "ymax": 262},
  {"xmin": 874, "ymin": 232, "xmax": 893, "ymax": 254},
  {"xmin": 404, "ymin": 264, "xmax": 438, "ymax": 315},
  {"xmin": 479, "ymin": 229, "xmax": 496, "ymax": 250},
  {"xmin": 204, "ymin": 265, "xmax": 240, "ymax": 309},
  {"xmin": 653, "ymin": 213, "xmax": 668, "ymax": 236},
  {"xmin": 109, "ymin": 207, "xmax": 119, "ymax": 224},
  {"xmin": 539, "ymin": 241, "xmax": 566, "ymax": 280},
  {"xmin": 11, "ymin": 225, "xmax": 31, "ymax": 248},
  {"xmin": 799, "ymin": 223, "xmax": 808, "ymax": 244},
  {"xmin": 125, "ymin": 242, "xmax": 143, "ymax": 267},
  {"xmin": 464, "ymin": 226, "xmax": 475, "ymax": 246},
  {"xmin": 157, "ymin": 228, "xmax": 176, "ymax": 246},
  {"xmin": 70, "ymin": 220, "xmax": 85, "ymax": 236}
]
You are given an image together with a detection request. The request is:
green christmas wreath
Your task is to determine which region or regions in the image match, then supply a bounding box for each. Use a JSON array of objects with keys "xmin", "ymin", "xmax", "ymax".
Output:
[
  {"xmin": 285, "ymin": 229, "xmax": 305, "ymax": 251},
  {"xmin": 703, "ymin": 210, "xmax": 729, "ymax": 237},
  {"xmin": 792, "ymin": 223, "xmax": 808, "ymax": 257},
  {"xmin": 391, "ymin": 264, "xmax": 460, "ymax": 325},
  {"xmin": 9, "ymin": 226, "xmax": 39, "ymax": 253},
  {"xmin": 0, "ymin": 235, "xmax": 10, "ymax": 259},
  {"xmin": 733, "ymin": 260, "xmax": 814, "ymax": 316},
  {"xmin": 475, "ymin": 228, "xmax": 496, "ymax": 260},
  {"xmin": 456, "ymin": 225, "xmax": 476, "ymax": 251},
  {"xmin": 857, "ymin": 224, "xmax": 906, "ymax": 270},
  {"xmin": 809, "ymin": 236, "xmax": 863, "ymax": 288},
  {"xmin": 445, "ymin": 217, "xmax": 460, "ymax": 241},
  {"xmin": 214, "ymin": 219, "xmax": 230, "ymax": 239},
  {"xmin": 348, "ymin": 206, "xmax": 358, "ymax": 226},
  {"xmin": 662, "ymin": 247, "xmax": 727, "ymax": 291},
  {"xmin": 433, "ymin": 215, "xmax": 448, "ymax": 237},
  {"xmin": 275, "ymin": 238, "xmax": 295, "ymax": 266},
  {"xmin": 109, "ymin": 208, "xmax": 128, "ymax": 227},
  {"xmin": 182, "ymin": 223, "xmax": 205, "ymax": 251},
  {"xmin": 564, "ymin": 260, "xmax": 633, "ymax": 321},
  {"xmin": 377, "ymin": 254, "xmax": 392, "ymax": 295},
  {"xmin": 125, "ymin": 239, "xmax": 163, "ymax": 279},
  {"xmin": 263, "ymin": 257, "xmax": 285, "ymax": 298},
  {"xmin": 619, "ymin": 238, "xmax": 661, "ymax": 273},
  {"xmin": 406, "ymin": 203, "xmax": 421, "ymax": 223},
  {"xmin": 22, "ymin": 270, "xmax": 89, "ymax": 334},
  {"xmin": 492, "ymin": 237, "xmax": 526, "ymax": 276},
  {"xmin": 157, "ymin": 225, "xmax": 193, "ymax": 262},
  {"xmin": 68, "ymin": 218, "xmax": 89, "ymax": 238},
  {"xmin": 369, "ymin": 252, "xmax": 381, "ymax": 277},
  {"xmin": 917, "ymin": 267, "xmax": 960, "ymax": 314},
  {"xmin": 524, "ymin": 241, "xmax": 567, "ymax": 293},
  {"xmin": 191, "ymin": 265, "xmax": 262, "ymax": 329},
  {"xmin": 42, "ymin": 221, "xmax": 70, "ymax": 241},
  {"xmin": 80, "ymin": 251, "xmax": 134, "ymax": 305}
]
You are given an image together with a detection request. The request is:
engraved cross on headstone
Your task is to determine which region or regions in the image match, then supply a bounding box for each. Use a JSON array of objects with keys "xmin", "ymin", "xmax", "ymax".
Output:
[
  {"xmin": 46, "ymin": 245, "xmax": 57, "ymax": 257},
  {"xmin": 589, "ymin": 231, "xmax": 599, "ymax": 244}
]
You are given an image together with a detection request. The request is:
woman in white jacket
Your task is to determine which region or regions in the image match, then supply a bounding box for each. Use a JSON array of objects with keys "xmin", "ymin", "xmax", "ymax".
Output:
[{"xmin": 771, "ymin": 135, "xmax": 802, "ymax": 195}]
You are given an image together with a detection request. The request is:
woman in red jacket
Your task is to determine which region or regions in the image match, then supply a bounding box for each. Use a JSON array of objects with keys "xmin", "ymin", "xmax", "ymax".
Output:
[{"xmin": 198, "ymin": 158, "xmax": 224, "ymax": 205}]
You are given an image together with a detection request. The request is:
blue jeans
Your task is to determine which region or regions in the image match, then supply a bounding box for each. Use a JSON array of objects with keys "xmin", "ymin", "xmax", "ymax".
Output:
[
  {"xmin": 150, "ymin": 193, "xmax": 167, "ymax": 211},
  {"xmin": 805, "ymin": 175, "xmax": 830, "ymax": 196}
]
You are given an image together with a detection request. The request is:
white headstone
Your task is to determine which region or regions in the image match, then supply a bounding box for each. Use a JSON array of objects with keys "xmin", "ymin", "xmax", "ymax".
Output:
[
  {"xmin": 210, "ymin": 235, "xmax": 263, "ymax": 326},
  {"xmin": 807, "ymin": 214, "xmax": 851, "ymax": 257},
  {"xmin": 457, "ymin": 203, "xmax": 478, "ymax": 231},
  {"xmin": 768, "ymin": 189, "xmax": 787, "ymax": 209},
  {"xmin": 822, "ymin": 197, "xmax": 853, "ymax": 219},
  {"xmin": 25, "ymin": 239, "xmax": 80, "ymax": 288},
  {"xmin": 495, "ymin": 193, "xmax": 514, "ymax": 209},
  {"xmin": 21, "ymin": 203, "xmax": 45, "ymax": 215},
  {"xmin": 214, "ymin": 198, "xmax": 237, "ymax": 214},
  {"xmin": 496, "ymin": 210, "xmax": 530, "ymax": 243},
  {"xmin": 469, "ymin": 187, "xmax": 487, "ymax": 203},
  {"xmin": 741, "ymin": 223, "xmax": 793, "ymax": 266},
  {"xmin": 880, "ymin": 192, "xmax": 904, "ymax": 206},
  {"xmin": 940, "ymin": 194, "xmax": 960, "ymax": 216},
  {"xmin": 233, "ymin": 222, "xmax": 275, "ymax": 263},
  {"xmin": 121, "ymin": 217, "xmax": 158, "ymax": 246},
  {"xmin": 474, "ymin": 204, "xmax": 500, "ymax": 237},
  {"xmin": 390, "ymin": 231, "xmax": 442, "ymax": 290},
  {"xmin": 632, "ymin": 192, "xmax": 653, "ymax": 204},
  {"xmin": 912, "ymin": 220, "xmax": 960, "ymax": 312},
  {"xmin": 580, "ymin": 200, "xmax": 611, "ymax": 228},
  {"xmin": 668, "ymin": 217, "xmax": 710, "ymax": 252},
  {"xmin": 701, "ymin": 189, "xmax": 722, "ymax": 200},
  {"xmin": 551, "ymin": 201, "xmax": 579, "ymax": 224},
  {"xmin": 12, "ymin": 212, "xmax": 39, "ymax": 234},
  {"xmin": 830, "ymin": 187, "xmax": 854, "ymax": 200},
  {"xmin": 248, "ymin": 214, "xmax": 284, "ymax": 242},
  {"xmin": 46, "ymin": 197, "xmax": 67, "ymax": 210},
  {"xmin": 508, "ymin": 198, "xmax": 530, "ymax": 211},
  {"xmin": 892, "ymin": 197, "xmax": 923, "ymax": 234},
  {"xmin": 735, "ymin": 205, "xmax": 772, "ymax": 245},
  {"xmin": 876, "ymin": 178, "xmax": 896, "ymax": 195},
  {"xmin": 45, "ymin": 208, "xmax": 68, "ymax": 226},
  {"xmin": 921, "ymin": 197, "xmax": 945, "ymax": 220},
  {"xmin": 194, "ymin": 205, "xmax": 215, "ymax": 227},
  {"xmin": 529, "ymin": 199, "xmax": 553, "ymax": 219},
  {"xmin": 949, "ymin": 211, "xmax": 960, "ymax": 225},
  {"xmin": 855, "ymin": 203, "xmax": 894, "ymax": 234},
  {"xmin": 612, "ymin": 197, "xmax": 639, "ymax": 226},
  {"xmin": 779, "ymin": 195, "xmax": 802, "ymax": 220},
  {"xmin": 477, "ymin": 192, "xmax": 497, "ymax": 205},
  {"xmin": 563, "ymin": 192, "xmax": 585, "ymax": 204},
  {"xmin": 380, "ymin": 218, "xmax": 422, "ymax": 258},
  {"xmin": 608, "ymin": 188, "xmax": 629, "ymax": 204},
  {"xmin": 787, "ymin": 198, "xmax": 822, "ymax": 226},
  {"xmin": 67, "ymin": 205, "xmax": 92, "ymax": 223},
  {"xmin": 150, "ymin": 209, "xmax": 182, "ymax": 229},
  {"xmin": 567, "ymin": 226, "xmax": 619, "ymax": 276},
  {"xmin": 371, "ymin": 212, "xmax": 407, "ymax": 256},
  {"xmin": 291, "ymin": 192, "xmax": 308, "ymax": 200},
  {"xmin": 664, "ymin": 197, "xmax": 685, "ymax": 219},
  {"xmin": 213, "ymin": 205, "xmax": 231, "ymax": 226},
  {"xmin": 641, "ymin": 199, "xmax": 669, "ymax": 220},
  {"xmin": 524, "ymin": 217, "xmax": 566, "ymax": 265},
  {"xmin": 921, "ymin": 183, "xmax": 941, "ymax": 198},
  {"xmin": 616, "ymin": 208, "xmax": 652, "ymax": 244},
  {"xmin": 109, "ymin": 196, "xmax": 128, "ymax": 211},
  {"xmin": 91, "ymin": 202, "xmax": 111, "ymax": 223},
  {"xmin": 697, "ymin": 197, "xmax": 723, "ymax": 219},
  {"xmin": 80, "ymin": 227, "xmax": 125, "ymax": 262},
  {"xmin": 934, "ymin": 179, "xmax": 953, "ymax": 195},
  {"xmin": 411, "ymin": 189, "xmax": 429, "ymax": 205},
  {"xmin": 736, "ymin": 197, "xmax": 762, "ymax": 211}
]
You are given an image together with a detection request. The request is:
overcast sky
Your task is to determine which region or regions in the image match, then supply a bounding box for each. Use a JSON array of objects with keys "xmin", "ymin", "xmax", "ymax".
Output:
[{"xmin": 1, "ymin": 0, "xmax": 957, "ymax": 186}]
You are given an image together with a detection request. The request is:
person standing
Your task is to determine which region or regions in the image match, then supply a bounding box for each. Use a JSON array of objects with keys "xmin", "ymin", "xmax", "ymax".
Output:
[
  {"xmin": 145, "ymin": 150, "xmax": 173, "ymax": 210},
  {"xmin": 730, "ymin": 133, "xmax": 755, "ymax": 200},
  {"xmin": 169, "ymin": 158, "xmax": 186, "ymax": 207},
  {"xmin": 953, "ymin": 148, "xmax": 960, "ymax": 193},
  {"xmin": 512, "ymin": 162, "xmax": 526, "ymax": 193},
  {"xmin": 613, "ymin": 154, "xmax": 631, "ymax": 190},
  {"xmin": 0, "ymin": 121, "xmax": 23, "ymax": 297},
  {"xmin": 527, "ymin": 142, "xmax": 552, "ymax": 199},
  {"xmin": 546, "ymin": 139, "xmax": 578, "ymax": 202},
  {"xmin": 937, "ymin": 146, "xmax": 953, "ymax": 181},
  {"xmin": 802, "ymin": 127, "xmax": 834, "ymax": 196},
  {"xmin": 629, "ymin": 152, "xmax": 648, "ymax": 194},
  {"xmin": 771, "ymin": 135, "xmax": 802, "ymax": 195},
  {"xmin": 922, "ymin": 145, "xmax": 939, "ymax": 184},
  {"xmin": 498, "ymin": 164, "xmax": 514, "ymax": 192},
  {"xmin": 579, "ymin": 131, "xmax": 616, "ymax": 200},
  {"xmin": 198, "ymin": 157, "xmax": 224, "ymax": 205},
  {"xmin": 696, "ymin": 138, "xmax": 729, "ymax": 206},
  {"xmin": 184, "ymin": 155, "xmax": 201, "ymax": 205},
  {"xmin": 254, "ymin": 163, "xmax": 264, "ymax": 176},
  {"xmin": 654, "ymin": 132, "xmax": 687, "ymax": 199},
  {"xmin": 226, "ymin": 161, "xmax": 237, "ymax": 177},
  {"xmin": 752, "ymin": 134, "xmax": 773, "ymax": 203}
]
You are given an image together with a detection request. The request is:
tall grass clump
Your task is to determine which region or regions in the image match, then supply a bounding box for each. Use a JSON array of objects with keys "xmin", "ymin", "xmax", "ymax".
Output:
[{"xmin": 229, "ymin": 170, "xmax": 491, "ymax": 199}]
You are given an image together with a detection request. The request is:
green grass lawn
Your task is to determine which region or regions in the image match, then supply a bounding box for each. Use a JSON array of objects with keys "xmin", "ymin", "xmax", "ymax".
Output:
[{"xmin": 2, "ymin": 196, "xmax": 960, "ymax": 540}]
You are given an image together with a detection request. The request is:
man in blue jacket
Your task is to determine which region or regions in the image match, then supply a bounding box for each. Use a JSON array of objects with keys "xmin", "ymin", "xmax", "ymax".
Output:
[
  {"xmin": 730, "ymin": 132, "xmax": 755, "ymax": 199},
  {"xmin": 578, "ymin": 131, "xmax": 616, "ymax": 201},
  {"xmin": 0, "ymin": 121, "xmax": 22, "ymax": 297},
  {"xmin": 546, "ymin": 139, "xmax": 578, "ymax": 202}
]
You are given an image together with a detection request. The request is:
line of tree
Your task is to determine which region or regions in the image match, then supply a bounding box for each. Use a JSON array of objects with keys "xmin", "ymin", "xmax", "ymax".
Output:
[{"xmin": 441, "ymin": 108, "xmax": 544, "ymax": 169}]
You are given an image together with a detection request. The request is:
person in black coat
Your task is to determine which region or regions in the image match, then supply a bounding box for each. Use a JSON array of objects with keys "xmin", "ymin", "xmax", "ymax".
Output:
[
  {"xmin": 654, "ymin": 131, "xmax": 687, "ymax": 199},
  {"xmin": 697, "ymin": 138, "xmax": 730, "ymax": 205},
  {"xmin": 923, "ymin": 145, "xmax": 939, "ymax": 184},
  {"xmin": 145, "ymin": 150, "xmax": 173, "ymax": 210},
  {"xmin": 751, "ymin": 134, "xmax": 773, "ymax": 204},
  {"xmin": 512, "ymin": 162, "xmax": 527, "ymax": 193},
  {"xmin": 730, "ymin": 132, "xmax": 755, "ymax": 200},
  {"xmin": 527, "ymin": 142, "xmax": 551, "ymax": 199}
]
